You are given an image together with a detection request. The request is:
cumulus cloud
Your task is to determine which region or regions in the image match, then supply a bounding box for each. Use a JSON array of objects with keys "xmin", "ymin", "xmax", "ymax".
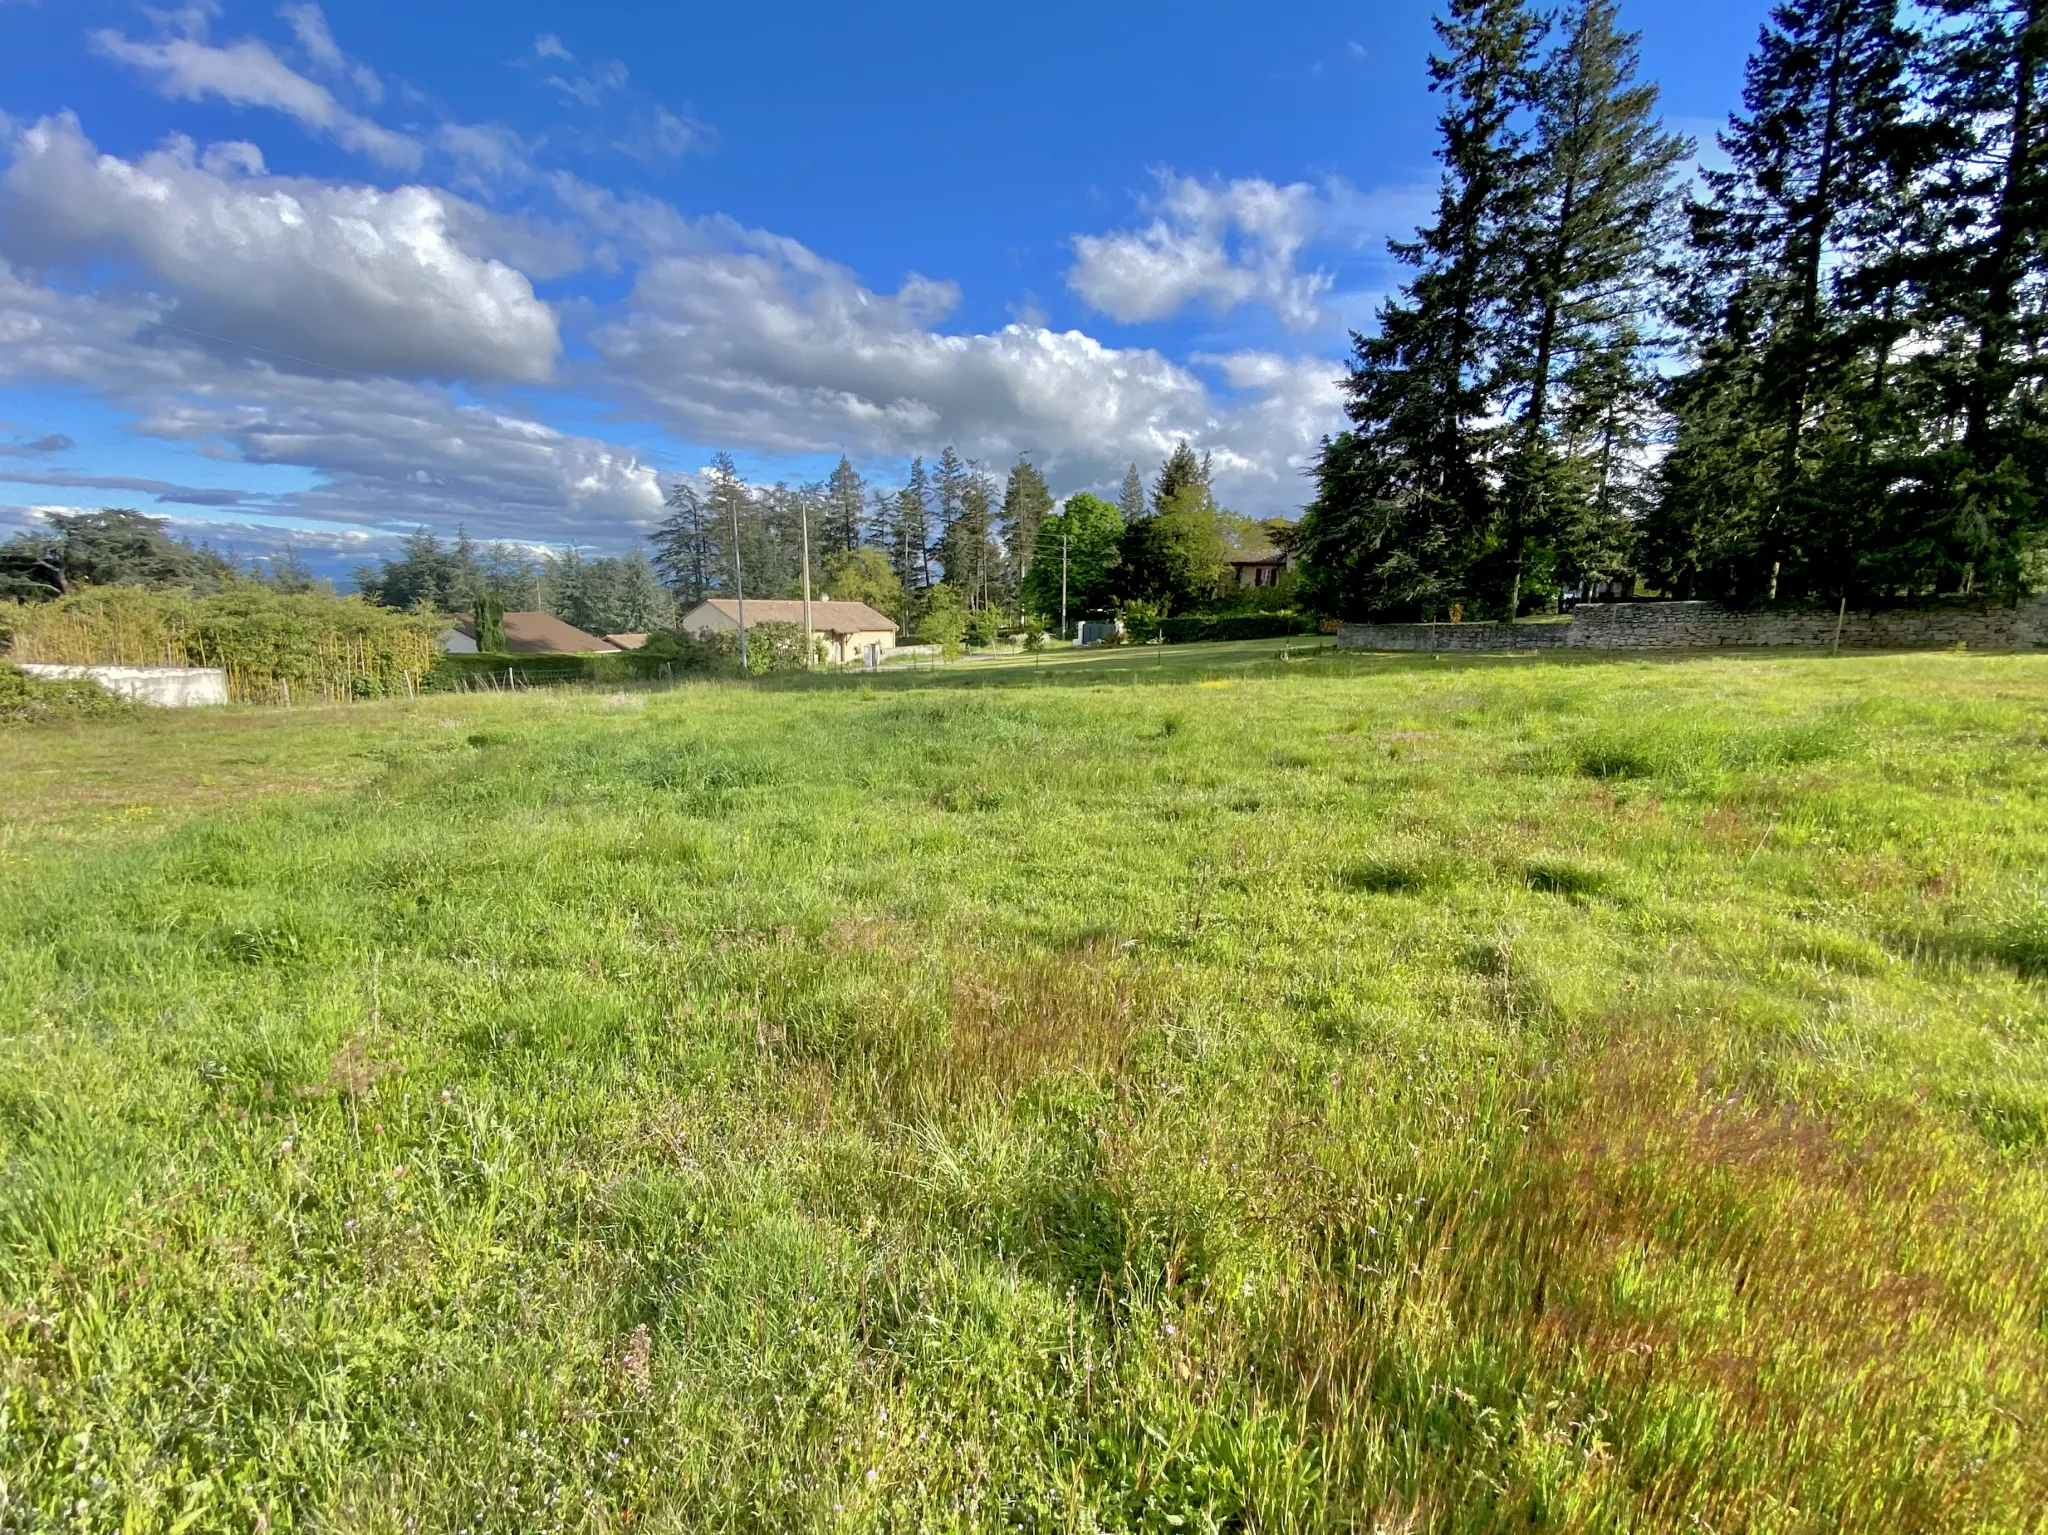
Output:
[
  {"xmin": 90, "ymin": 12, "xmax": 417, "ymax": 168},
  {"xmin": 1068, "ymin": 173, "xmax": 1332, "ymax": 330},
  {"xmin": 592, "ymin": 221, "xmax": 1343, "ymax": 506},
  {"xmin": 0, "ymin": 258, "xmax": 661, "ymax": 540},
  {"xmin": 0, "ymin": 114, "xmax": 560, "ymax": 383}
]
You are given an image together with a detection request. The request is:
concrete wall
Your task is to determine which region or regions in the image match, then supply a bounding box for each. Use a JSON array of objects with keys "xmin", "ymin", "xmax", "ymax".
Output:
[
  {"xmin": 1338, "ymin": 598, "xmax": 2048, "ymax": 654},
  {"xmin": 15, "ymin": 662, "xmax": 229, "ymax": 707}
]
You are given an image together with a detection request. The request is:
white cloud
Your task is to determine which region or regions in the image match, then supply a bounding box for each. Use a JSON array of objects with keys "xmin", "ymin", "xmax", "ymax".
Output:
[
  {"xmin": 278, "ymin": 3, "xmax": 384, "ymax": 103},
  {"xmin": 592, "ymin": 222, "xmax": 1344, "ymax": 508},
  {"xmin": 91, "ymin": 17, "xmax": 418, "ymax": 168},
  {"xmin": 1068, "ymin": 173, "xmax": 1332, "ymax": 331},
  {"xmin": 0, "ymin": 114, "xmax": 560, "ymax": 383},
  {"xmin": 534, "ymin": 33, "xmax": 574, "ymax": 62},
  {"xmin": 0, "ymin": 259, "xmax": 661, "ymax": 541}
]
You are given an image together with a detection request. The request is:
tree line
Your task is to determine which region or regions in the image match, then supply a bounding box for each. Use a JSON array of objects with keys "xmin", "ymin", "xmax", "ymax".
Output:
[
  {"xmin": 649, "ymin": 443, "xmax": 1289, "ymax": 638},
  {"xmin": 1297, "ymin": 0, "xmax": 2048, "ymax": 619}
]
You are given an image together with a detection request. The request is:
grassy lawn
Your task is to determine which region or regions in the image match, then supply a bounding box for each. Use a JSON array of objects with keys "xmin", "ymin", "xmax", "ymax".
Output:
[{"xmin": 3, "ymin": 647, "xmax": 2046, "ymax": 1531}]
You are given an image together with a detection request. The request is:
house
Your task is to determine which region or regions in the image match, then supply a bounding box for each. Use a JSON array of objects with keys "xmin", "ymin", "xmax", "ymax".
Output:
[
  {"xmin": 604, "ymin": 633, "xmax": 650, "ymax": 650},
  {"xmin": 439, "ymin": 611, "xmax": 621, "ymax": 655},
  {"xmin": 678, "ymin": 598, "xmax": 899, "ymax": 665},
  {"xmin": 1226, "ymin": 545, "xmax": 1294, "ymax": 589}
]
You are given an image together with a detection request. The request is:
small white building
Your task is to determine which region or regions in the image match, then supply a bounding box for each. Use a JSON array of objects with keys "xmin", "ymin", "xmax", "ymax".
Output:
[{"xmin": 678, "ymin": 599, "xmax": 899, "ymax": 665}]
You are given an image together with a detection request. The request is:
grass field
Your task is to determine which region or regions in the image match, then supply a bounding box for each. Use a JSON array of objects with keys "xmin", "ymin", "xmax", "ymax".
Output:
[{"xmin": 3, "ymin": 646, "xmax": 2046, "ymax": 1532}]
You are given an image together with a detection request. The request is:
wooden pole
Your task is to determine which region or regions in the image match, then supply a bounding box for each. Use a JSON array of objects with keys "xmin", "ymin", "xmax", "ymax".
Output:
[
  {"xmin": 799, "ymin": 492, "xmax": 814, "ymax": 669},
  {"xmin": 1831, "ymin": 596, "xmax": 1847, "ymax": 656}
]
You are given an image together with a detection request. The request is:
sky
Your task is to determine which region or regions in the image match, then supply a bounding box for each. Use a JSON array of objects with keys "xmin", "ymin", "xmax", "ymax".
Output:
[{"xmin": 0, "ymin": 0, "xmax": 1763, "ymax": 573}]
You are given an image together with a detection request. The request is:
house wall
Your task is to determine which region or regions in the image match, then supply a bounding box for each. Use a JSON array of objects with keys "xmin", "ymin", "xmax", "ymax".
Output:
[{"xmin": 1336, "ymin": 598, "xmax": 2048, "ymax": 654}]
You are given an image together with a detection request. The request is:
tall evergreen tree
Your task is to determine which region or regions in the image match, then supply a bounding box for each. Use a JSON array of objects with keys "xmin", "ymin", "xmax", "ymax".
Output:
[
  {"xmin": 1118, "ymin": 463, "xmax": 1148, "ymax": 524},
  {"xmin": 1496, "ymin": 0, "xmax": 1689, "ymax": 612},
  {"xmin": 881, "ymin": 457, "xmax": 933, "ymax": 607},
  {"xmin": 704, "ymin": 452, "xmax": 754, "ymax": 599},
  {"xmin": 1298, "ymin": 0, "xmax": 1546, "ymax": 618},
  {"xmin": 998, "ymin": 456, "xmax": 1053, "ymax": 594},
  {"xmin": 1151, "ymin": 440, "xmax": 1212, "ymax": 511},
  {"xmin": 651, "ymin": 481, "xmax": 713, "ymax": 605},
  {"xmin": 1645, "ymin": 0, "xmax": 1920, "ymax": 602},
  {"xmin": 937, "ymin": 465, "xmax": 1001, "ymax": 607},
  {"xmin": 930, "ymin": 447, "xmax": 970, "ymax": 586},
  {"xmin": 1898, "ymin": 0, "xmax": 2048, "ymax": 598},
  {"xmin": 821, "ymin": 456, "xmax": 868, "ymax": 557}
]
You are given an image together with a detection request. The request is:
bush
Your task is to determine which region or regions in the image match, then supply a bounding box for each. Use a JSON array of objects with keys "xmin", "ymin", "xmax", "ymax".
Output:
[
  {"xmin": 1, "ymin": 585, "xmax": 440, "ymax": 703},
  {"xmin": 0, "ymin": 664, "xmax": 137, "ymax": 726},
  {"xmin": 428, "ymin": 628, "xmax": 757, "ymax": 691},
  {"xmin": 744, "ymin": 621, "xmax": 812, "ymax": 673},
  {"xmin": 1159, "ymin": 612, "xmax": 1318, "ymax": 644},
  {"xmin": 1121, "ymin": 600, "xmax": 1165, "ymax": 644}
]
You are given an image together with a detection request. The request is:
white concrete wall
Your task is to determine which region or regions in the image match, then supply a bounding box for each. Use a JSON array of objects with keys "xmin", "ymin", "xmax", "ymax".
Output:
[{"xmin": 15, "ymin": 662, "xmax": 229, "ymax": 707}]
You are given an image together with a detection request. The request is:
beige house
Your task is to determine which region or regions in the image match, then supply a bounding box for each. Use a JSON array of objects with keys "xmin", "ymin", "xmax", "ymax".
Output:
[
  {"xmin": 1225, "ymin": 545, "xmax": 1294, "ymax": 589},
  {"xmin": 678, "ymin": 598, "xmax": 899, "ymax": 665}
]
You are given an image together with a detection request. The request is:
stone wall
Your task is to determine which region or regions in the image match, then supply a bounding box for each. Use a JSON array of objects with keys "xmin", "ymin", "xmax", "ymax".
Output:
[
  {"xmin": 1335, "ymin": 620, "xmax": 1571, "ymax": 652},
  {"xmin": 15, "ymin": 662, "xmax": 229, "ymax": 707},
  {"xmin": 1337, "ymin": 598, "xmax": 2048, "ymax": 654}
]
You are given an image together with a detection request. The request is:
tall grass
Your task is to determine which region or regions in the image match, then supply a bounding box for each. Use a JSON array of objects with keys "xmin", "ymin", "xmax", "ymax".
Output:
[
  {"xmin": 0, "ymin": 585, "xmax": 440, "ymax": 703},
  {"xmin": 0, "ymin": 650, "xmax": 2044, "ymax": 1530}
]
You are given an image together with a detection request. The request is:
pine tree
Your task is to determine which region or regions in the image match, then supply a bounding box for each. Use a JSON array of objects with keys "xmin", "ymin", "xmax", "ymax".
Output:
[
  {"xmin": 883, "ymin": 457, "xmax": 932, "ymax": 609},
  {"xmin": 936, "ymin": 466, "xmax": 1000, "ymax": 607},
  {"xmin": 1299, "ymin": 0, "xmax": 1545, "ymax": 618},
  {"xmin": 651, "ymin": 481, "xmax": 713, "ymax": 605},
  {"xmin": 1151, "ymin": 440, "xmax": 1211, "ymax": 511},
  {"xmin": 1118, "ymin": 464, "xmax": 1148, "ymax": 524},
  {"xmin": 1899, "ymin": 0, "xmax": 2048, "ymax": 598},
  {"xmin": 998, "ymin": 456, "xmax": 1053, "ymax": 595},
  {"xmin": 705, "ymin": 452, "xmax": 753, "ymax": 599},
  {"xmin": 1646, "ymin": 0, "xmax": 1919, "ymax": 603},
  {"xmin": 1496, "ymin": 0, "xmax": 1688, "ymax": 613},
  {"xmin": 822, "ymin": 456, "xmax": 867, "ymax": 557}
]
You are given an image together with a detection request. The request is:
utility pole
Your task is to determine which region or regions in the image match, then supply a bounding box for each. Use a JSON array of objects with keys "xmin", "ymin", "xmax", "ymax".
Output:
[
  {"xmin": 728, "ymin": 485, "xmax": 748, "ymax": 675},
  {"xmin": 1061, "ymin": 531, "xmax": 1069, "ymax": 641},
  {"xmin": 799, "ymin": 489, "xmax": 814, "ymax": 669}
]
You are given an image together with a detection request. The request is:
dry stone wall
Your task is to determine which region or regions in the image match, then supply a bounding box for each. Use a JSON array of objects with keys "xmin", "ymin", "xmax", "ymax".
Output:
[{"xmin": 1337, "ymin": 599, "xmax": 2048, "ymax": 654}]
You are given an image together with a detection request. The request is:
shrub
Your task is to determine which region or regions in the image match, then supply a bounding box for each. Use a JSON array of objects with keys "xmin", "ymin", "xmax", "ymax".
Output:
[
  {"xmin": 0, "ymin": 663, "xmax": 137, "ymax": 726},
  {"xmin": 1121, "ymin": 600, "xmax": 1165, "ymax": 644},
  {"xmin": 1, "ymin": 585, "xmax": 440, "ymax": 703},
  {"xmin": 1158, "ymin": 612, "xmax": 1318, "ymax": 644}
]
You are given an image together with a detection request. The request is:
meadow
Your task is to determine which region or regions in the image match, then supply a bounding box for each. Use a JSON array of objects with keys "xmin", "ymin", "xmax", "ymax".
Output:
[{"xmin": 2, "ymin": 645, "xmax": 2045, "ymax": 1532}]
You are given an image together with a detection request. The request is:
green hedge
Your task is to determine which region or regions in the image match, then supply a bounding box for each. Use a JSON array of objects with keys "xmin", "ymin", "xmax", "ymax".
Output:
[
  {"xmin": 1159, "ymin": 612, "xmax": 1318, "ymax": 644},
  {"xmin": 427, "ymin": 630, "xmax": 746, "ymax": 690},
  {"xmin": 1, "ymin": 663, "xmax": 137, "ymax": 726},
  {"xmin": 429, "ymin": 651, "xmax": 639, "ymax": 689}
]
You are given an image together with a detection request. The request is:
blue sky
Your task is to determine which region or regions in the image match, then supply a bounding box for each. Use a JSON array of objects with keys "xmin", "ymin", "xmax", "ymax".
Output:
[{"xmin": 0, "ymin": 0, "xmax": 1761, "ymax": 570}]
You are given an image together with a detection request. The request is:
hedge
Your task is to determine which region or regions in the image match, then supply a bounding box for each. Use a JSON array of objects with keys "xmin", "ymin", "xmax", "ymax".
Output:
[
  {"xmin": 0, "ymin": 586, "xmax": 441, "ymax": 703},
  {"xmin": 1159, "ymin": 612, "xmax": 1319, "ymax": 644}
]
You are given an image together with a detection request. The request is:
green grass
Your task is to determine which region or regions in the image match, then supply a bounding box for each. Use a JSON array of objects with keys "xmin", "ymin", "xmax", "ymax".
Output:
[{"xmin": 3, "ymin": 646, "xmax": 2046, "ymax": 1532}]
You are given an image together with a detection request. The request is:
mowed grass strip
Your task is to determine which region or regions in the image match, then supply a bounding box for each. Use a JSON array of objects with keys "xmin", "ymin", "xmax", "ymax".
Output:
[{"xmin": 2, "ymin": 650, "xmax": 2045, "ymax": 1532}]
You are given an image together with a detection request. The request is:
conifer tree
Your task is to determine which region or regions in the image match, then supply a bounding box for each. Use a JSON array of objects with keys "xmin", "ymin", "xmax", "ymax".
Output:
[
  {"xmin": 1899, "ymin": 0, "xmax": 2048, "ymax": 597},
  {"xmin": 884, "ymin": 457, "xmax": 932, "ymax": 605},
  {"xmin": 1298, "ymin": 0, "xmax": 1545, "ymax": 618},
  {"xmin": 1496, "ymin": 0, "xmax": 1688, "ymax": 612},
  {"xmin": 651, "ymin": 481, "xmax": 712, "ymax": 605},
  {"xmin": 822, "ymin": 456, "xmax": 867, "ymax": 557},
  {"xmin": 999, "ymin": 456, "xmax": 1053, "ymax": 593},
  {"xmin": 1151, "ymin": 440, "xmax": 1211, "ymax": 511},
  {"xmin": 1646, "ymin": 0, "xmax": 1919, "ymax": 602},
  {"xmin": 1118, "ymin": 463, "xmax": 1148, "ymax": 524}
]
